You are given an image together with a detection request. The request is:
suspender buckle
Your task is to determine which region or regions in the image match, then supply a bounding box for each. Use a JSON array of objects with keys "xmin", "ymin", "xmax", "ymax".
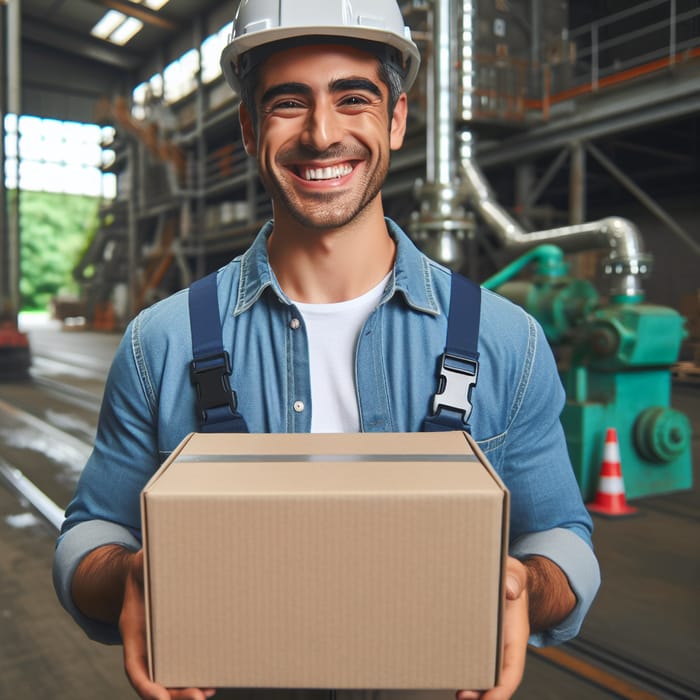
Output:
[
  {"xmin": 189, "ymin": 351, "xmax": 237, "ymax": 422},
  {"xmin": 431, "ymin": 351, "xmax": 479, "ymax": 426}
]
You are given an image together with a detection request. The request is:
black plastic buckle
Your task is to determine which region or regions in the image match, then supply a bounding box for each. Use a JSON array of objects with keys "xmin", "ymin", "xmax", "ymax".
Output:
[
  {"xmin": 189, "ymin": 351, "xmax": 237, "ymax": 421},
  {"xmin": 431, "ymin": 351, "xmax": 479, "ymax": 425}
]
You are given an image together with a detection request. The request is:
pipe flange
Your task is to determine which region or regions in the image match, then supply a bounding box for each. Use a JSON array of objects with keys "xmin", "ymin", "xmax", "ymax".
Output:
[{"xmin": 601, "ymin": 253, "xmax": 653, "ymax": 278}]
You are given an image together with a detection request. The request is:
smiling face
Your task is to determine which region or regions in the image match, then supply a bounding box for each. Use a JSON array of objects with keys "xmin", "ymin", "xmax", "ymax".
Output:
[{"xmin": 240, "ymin": 43, "xmax": 407, "ymax": 232}]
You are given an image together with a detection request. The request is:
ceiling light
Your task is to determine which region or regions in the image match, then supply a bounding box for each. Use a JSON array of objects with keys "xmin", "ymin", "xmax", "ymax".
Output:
[
  {"xmin": 143, "ymin": 0, "xmax": 170, "ymax": 9},
  {"xmin": 110, "ymin": 17, "xmax": 144, "ymax": 45},
  {"xmin": 91, "ymin": 10, "xmax": 127, "ymax": 40}
]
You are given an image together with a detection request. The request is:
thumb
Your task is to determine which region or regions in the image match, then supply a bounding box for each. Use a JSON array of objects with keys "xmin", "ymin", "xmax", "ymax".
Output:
[
  {"xmin": 504, "ymin": 557, "xmax": 528, "ymax": 600},
  {"xmin": 505, "ymin": 573, "xmax": 523, "ymax": 600}
]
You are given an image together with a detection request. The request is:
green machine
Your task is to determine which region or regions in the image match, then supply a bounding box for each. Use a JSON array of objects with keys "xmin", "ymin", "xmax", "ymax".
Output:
[{"xmin": 485, "ymin": 244, "xmax": 692, "ymax": 502}]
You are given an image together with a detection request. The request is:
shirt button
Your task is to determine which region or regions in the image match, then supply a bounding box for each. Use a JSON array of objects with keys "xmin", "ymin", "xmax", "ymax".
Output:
[
  {"xmin": 290, "ymin": 318, "xmax": 301, "ymax": 330},
  {"xmin": 293, "ymin": 400, "xmax": 305, "ymax": 413}
]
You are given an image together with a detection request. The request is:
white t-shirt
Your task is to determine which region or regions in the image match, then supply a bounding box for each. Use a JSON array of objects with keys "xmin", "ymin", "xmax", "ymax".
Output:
[{"xmin": 293, "ymin": 274, "xmax": 389, "ymax": 433}]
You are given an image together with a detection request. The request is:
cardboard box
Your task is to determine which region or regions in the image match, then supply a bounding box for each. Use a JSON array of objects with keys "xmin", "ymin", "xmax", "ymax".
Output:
[{"xmin": 141, "ymin": 431, "xmax": 509, "ymax": 691}]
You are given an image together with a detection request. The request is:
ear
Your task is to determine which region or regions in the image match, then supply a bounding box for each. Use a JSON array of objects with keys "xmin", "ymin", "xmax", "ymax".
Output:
[
  {"xmin": 389, "ymin": 93, "xmax": 408, "ymax": 151},
  {"xmin": 239, "ymin": 102, "xmax": 257, "ymax": 157}
]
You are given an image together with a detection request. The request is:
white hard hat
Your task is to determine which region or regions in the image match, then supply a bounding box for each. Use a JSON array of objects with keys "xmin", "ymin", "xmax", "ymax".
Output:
[{"xmin": 220, "ymin": 0, "xmax": 421, "ymax": 94}]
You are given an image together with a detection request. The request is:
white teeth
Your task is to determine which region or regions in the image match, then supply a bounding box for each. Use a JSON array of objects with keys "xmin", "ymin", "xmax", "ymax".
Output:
[{"xmin": 302, "ymin": 164, "xmax": 353, "ymax": 180}]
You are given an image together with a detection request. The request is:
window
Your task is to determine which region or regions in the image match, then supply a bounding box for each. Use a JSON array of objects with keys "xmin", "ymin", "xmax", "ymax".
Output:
[
  {"xmin": 163, "ymin": 49, "xmax": 200, "ymax": 103},
  {"xmin": 201, "ymin": 23, "xmax": 233, "ymax": 84},
  {"xmin": 3, "ymin": 114, "xmax": 116, "ymax": 198}
]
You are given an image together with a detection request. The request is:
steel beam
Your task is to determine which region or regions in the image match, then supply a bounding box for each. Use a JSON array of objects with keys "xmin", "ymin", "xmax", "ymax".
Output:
[
  {"xmin": 22, "ymin": 17, "xmax": 141, "ymax": 70},
  {"xmin": 95, "ymin": 0, "xmax": 178, "ymax": 31},
  {"xmin": 477, "ymin": 69, "xmax": 700, "ymax": 167},
  {"xmin": 569, "ymin": 141, "xmax": 586, "ymax": 225}
]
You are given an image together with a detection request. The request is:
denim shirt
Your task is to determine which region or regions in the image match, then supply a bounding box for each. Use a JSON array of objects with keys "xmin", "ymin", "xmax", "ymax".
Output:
[{"xmin": 54, "ymin": 219, "xmax": 599, "ymax": 648}]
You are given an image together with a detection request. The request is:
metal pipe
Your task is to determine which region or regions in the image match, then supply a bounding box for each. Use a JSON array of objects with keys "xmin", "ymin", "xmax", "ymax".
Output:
[
  {"xmin": 586, "ymin": 141, "xmax": 700, "ymax": 256},
  {"xmin": 6, "ymin": 0, "xmax": 21, "ymax": 314},
  {"xmin": 412, "ymin": 0, "xmax": 654, "ymax": 298},
  {"xmin": 411, "ymin": 0, "xmax": 472, "ymax": 269},
  {"xmin": 460, "ymin": 0, "xmax": 476, "ymax": 128},
  {"xmin": 459, "ymin": 155, "xmax": 651, "ymax": 298},
  {"xmin": 482, "ymin": 244, "xmax": 565, "ymax": 291},
  {"xmin": 433, "ymin": 0, "xmax": 454, "ymax": 188},
  {"xmin": 0, "ymin": 3, "xmax": 7, "ymax": 304}
]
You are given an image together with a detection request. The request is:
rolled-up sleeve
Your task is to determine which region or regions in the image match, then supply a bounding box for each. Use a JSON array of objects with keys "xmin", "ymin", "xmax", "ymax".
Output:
[
  {"xmin": 511, "ymin": 528, "xmax": 600, "ymax": 646},
  {"xmin": 52, "ymin": 317, "xmax": 159, "ymax": 643},
  {"xmin": 53, "ymin": 520, "xmax": 140, "ymax": 644},
  {"xmin": 502, "ymin": 315, "xmax": 600, "ymax": 646}
]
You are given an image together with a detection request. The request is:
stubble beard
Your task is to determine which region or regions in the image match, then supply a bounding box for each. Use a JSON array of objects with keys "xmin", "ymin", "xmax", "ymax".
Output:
[{"xmin": 264, "ymin": 144, "xmax": 389, "ymax": 230}]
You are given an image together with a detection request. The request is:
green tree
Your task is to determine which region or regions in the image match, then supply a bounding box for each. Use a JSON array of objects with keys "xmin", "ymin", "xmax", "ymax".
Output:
[{"xmin": 18, "ymin": 191, "xmax": 99, "ymax": 310}]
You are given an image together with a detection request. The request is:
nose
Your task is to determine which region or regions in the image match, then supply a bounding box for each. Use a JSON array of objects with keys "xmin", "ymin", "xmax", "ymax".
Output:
[{"xmin": 300, "ymin": 99, "xmax": 343, "ymax": 153}]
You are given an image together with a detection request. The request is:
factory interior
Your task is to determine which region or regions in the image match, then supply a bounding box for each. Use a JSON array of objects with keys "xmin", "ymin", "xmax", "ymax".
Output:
[{"xmin": 0, "ymin": 1, "xmax": 698, "ymax": 698}]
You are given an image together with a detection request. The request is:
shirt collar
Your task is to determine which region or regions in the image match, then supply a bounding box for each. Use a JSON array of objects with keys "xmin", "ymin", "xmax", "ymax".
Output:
[
  {"xmin": 234, "ymin": 218, "xmax": 440, "ymax": 317},
  {"xmin": 383, "ymin": 218, "xmax": 440, "ymax": 316},
  {"xmin": 234, "ymin": 221, "xmax": 283, "ymax": 315}
]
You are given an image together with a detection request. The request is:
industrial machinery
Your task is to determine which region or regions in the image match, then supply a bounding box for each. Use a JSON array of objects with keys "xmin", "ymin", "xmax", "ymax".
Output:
[
  {"xmin": 484, "ymin": 244, "xmax": 692, "ymax": 502},
  {"xmin": 407, "ymin": 0, "xmax": 694, "ymax": 502}
]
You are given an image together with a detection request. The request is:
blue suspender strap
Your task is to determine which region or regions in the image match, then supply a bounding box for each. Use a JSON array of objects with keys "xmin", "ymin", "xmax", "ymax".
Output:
[
  {"xmin": 188, "ymin": 271, "xmax": 249, "ymax": 433},
  {"xmin": 423, "ymin": 271, "xmax": 481, "ymax": 434}
]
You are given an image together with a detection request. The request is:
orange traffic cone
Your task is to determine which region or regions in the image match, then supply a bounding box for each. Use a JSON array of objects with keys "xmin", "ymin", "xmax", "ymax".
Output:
[{"xmin": 587, "ymin": 427, "xmax": 637, "ymax": 516}]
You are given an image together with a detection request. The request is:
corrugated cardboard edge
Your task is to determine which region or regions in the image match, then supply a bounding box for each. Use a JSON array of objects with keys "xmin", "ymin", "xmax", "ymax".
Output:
[
  {"xmin": 461, "ymin": 431, "xmax": 510, "ymax": 688},
  {"xmin": 141, "ymin": 432, "xmax": 197, "ymax": 682}
]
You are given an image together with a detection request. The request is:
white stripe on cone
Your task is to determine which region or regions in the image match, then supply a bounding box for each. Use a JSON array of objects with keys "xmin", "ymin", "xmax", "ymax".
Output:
[
  {"xmin": 597, "ymin": 475, "xmax": 625, "ymax": 494},
  {"xmin": 604, "ymin": 439, "xmax": 621, "ymax": 464}
]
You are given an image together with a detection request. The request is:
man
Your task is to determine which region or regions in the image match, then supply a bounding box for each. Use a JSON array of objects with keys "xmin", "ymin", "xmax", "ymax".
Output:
[{"xmin": 53, "ymin": 2, "xmax": 600, "ymax": 699}]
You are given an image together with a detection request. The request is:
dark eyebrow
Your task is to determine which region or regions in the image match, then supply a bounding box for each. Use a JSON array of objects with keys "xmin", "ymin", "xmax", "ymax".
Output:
[
  {"xmin": 330, "ymin": 78, "xmax": 383, "ymax": 98},
  {"xmin": 260, "ymin": 78, "xmax": 383, "ymax": 108},
  {"xmin": 260, "ymin": 82, "xmax": 312, "ymax": 107}
]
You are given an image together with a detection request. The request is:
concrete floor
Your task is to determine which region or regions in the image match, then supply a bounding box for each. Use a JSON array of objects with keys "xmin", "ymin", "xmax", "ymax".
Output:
[{"xmin": 0, "ymin": 320, "xmax": 698, "ymax": 699}]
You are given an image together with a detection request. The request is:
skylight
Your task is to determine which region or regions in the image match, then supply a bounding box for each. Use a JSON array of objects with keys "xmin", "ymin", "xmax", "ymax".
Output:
[
  {"xmin": 110, "ymin": 16, "xmax": 144, "ymax": 45},
  {"xmin": 90, "ymin": 0, "xmax": 171, "ymax": 46},
  {"xmin": 142, "ymin": 0, "xmax": 170, "ymax": 9},
  {"xmin": 91, "ymin": 10, "xmax": 127, "ymax": 40}
]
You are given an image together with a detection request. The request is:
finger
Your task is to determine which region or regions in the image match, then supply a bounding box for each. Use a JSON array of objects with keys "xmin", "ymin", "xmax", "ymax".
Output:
[
  {"xmin": 504, "ymin": 557, "xmax": 528, "ymax": 600},
  {"xmin": 504, "ymin": 573, "xmax": 522, "ymax": 600},
  {"xmin": 123, "ymin": 642, "xmax": 168, "ymax": 700},
  {"xmin": 456, "ymin": 691, "xmax": 482, "ymax": 699}
]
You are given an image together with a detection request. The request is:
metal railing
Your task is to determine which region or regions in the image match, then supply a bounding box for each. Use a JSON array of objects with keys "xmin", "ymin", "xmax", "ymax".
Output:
[
  {"xmin": 567, "ymin": 0, "xmax": 700, "ymax": 90},
  {"xmin": 465, "ymin": 0, "xmax": 700, "ymax": 123}
]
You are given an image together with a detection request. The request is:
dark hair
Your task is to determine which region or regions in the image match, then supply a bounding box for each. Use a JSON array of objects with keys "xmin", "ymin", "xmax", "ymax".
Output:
[{"xmin": 239, "ymin": 38, "xmax": 405, "ymax": 133}]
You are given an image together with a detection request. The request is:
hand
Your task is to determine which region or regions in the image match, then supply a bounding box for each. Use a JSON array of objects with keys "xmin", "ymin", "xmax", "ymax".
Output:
[
  {"xmin": 456, "ymin": 556, "xmax": 530, "ymax": 700},
  {"xmin": 119, "ymin": 549, "xmax": 217, "ymax": 700}
]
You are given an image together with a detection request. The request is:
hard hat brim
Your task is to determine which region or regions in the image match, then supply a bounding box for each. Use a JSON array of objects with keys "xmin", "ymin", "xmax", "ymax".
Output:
[{"xmin": 220, "ymin": 25, "xmax": 421, "ymax": 95}]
